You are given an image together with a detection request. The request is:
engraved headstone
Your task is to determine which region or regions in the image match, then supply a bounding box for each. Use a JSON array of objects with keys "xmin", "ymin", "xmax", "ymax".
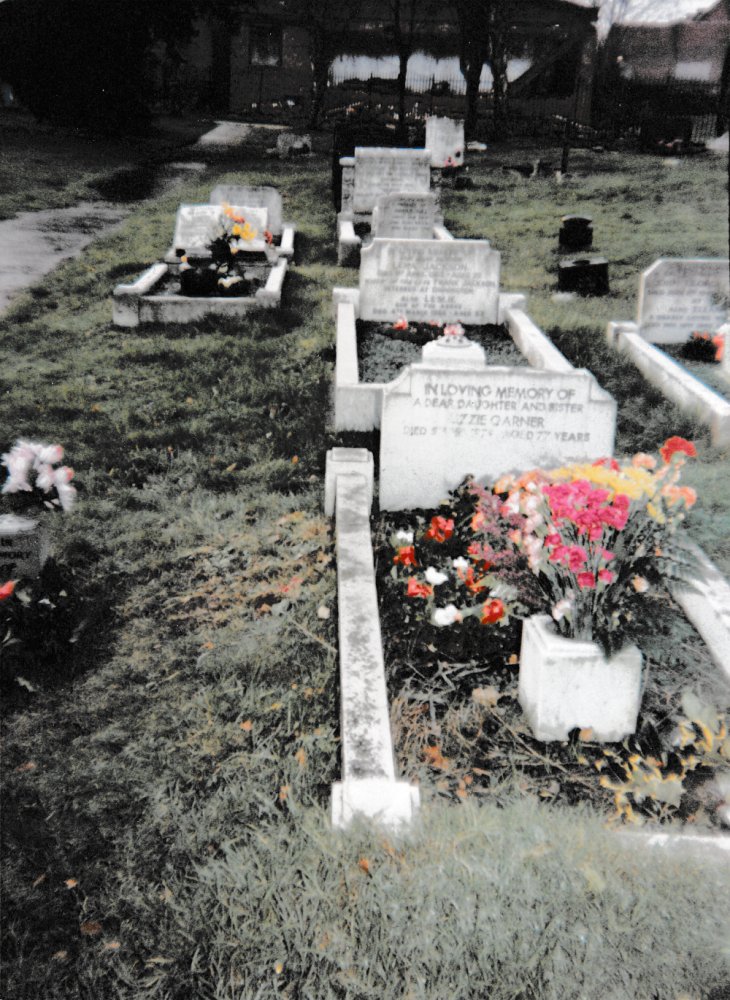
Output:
[
  {"xmin": 379, "ymin": 349, "xmax": 616, "ymax": 511},
  {"xmin": 638, "ymin": 259, "xmax": 730, "ymax": 344},
  {"xmin": 352, "ymin": 148, "xmax": 431, "ymax": 214},
  {"xmin": 209, "ymin": 185, "xmax": 283, "ymax": 234},
  {"xmin": 425, "ymin": 116, "xmax": 465, "ymax": 168},
  {"xmin": 359, "ymin": 238, "xmax": 500, "ymax": 324},
  {"xmin": 172, "ymin": 204, "xmax": 269, "ymax": 256},
  {"xmin": 371, "ymin": 193, "xmax": 440, "ymax": 239},
  {"xmin": 0, "ymin": 515, "xmax": 49, "ymax": 579}
]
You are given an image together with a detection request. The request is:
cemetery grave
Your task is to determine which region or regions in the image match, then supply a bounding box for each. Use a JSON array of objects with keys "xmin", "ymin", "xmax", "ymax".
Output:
[
  {"xmin": 3, "ymin": 124, "xmax": 730, "ymax": 998},
  {"xmin": 607, "ymin": 258, "xmax": 730, "ymax": 447},
  {"xmin": 337, "ymin": 147, "xmax": 453, "ymax": 266},
  {"xmin": 113, "ymin": 196, "xmax": 292, "ymax": 326}
]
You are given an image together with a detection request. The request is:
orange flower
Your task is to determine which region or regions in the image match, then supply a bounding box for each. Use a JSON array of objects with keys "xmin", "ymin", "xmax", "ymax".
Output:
[
  {"xmin": 392, "ymin": 316, "xmax": 408, "ymax": 331},
  {"xmin": 662, "ymin": 484, "xmax": 697, "ymax": 508},
  {"xmin": 424, "ymin": 516, "xmax": 454, "ymax": 543},
  {"xmin": 713, "ymin": 333, "xmax": 724, "ymax": 361},
  {"xmin": 393, "ymin": 545, "xmax": 417, "ymax": 567},
  {"xmin": 406, "ymin": 578, "xmax": 433, "ymax": 599},
  {"xmin": 631, "ymin": 452, "xmax": 656, "ymax": 470},
  {"xmin": 480, "ymin": 598, "xmax": 505, "ymax": 624},
  {"xmin": 264, "ymin": 229, "xmax": 273, "ymax": 245},
  {"xmin": 0, "ymin": 580, "xmax": 15, "ymax": 602},
  {"xmin": 659, "ymin": 437, "xmax": 696, "ymax": 463}
]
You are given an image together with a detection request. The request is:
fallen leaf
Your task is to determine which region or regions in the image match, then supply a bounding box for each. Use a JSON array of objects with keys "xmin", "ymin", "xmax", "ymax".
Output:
[
  {"xmin": 279, "ymin": 785, "xmax": 289, "ymax": 803},
  {"xmin": 240, "ymin": 720, "xmax": 253, "ymax": 732},
  {"xmin": 80, "ymin": 921, "xmax": 103, "ymax": 937},
  {"xmin": 224, "ymin": 463, "xmax": 237, "ymax": 473},
  {"xmin": 32, "ymin": 873, "xmax": 47, "ymax": 888},
  {"xmin": 16, "ymin": 761, "xmax": 37, "ymax": 773},
  {"xmin": 201, "ymin": 641, "xmax": 215, "ymax": 651},
  {"xmin": 90, "ymin": 403, "xmax": 102, "ymax": 413},
  {"xmin": 291, "ymin": 456, "xmax": 299, "ymax": 464},
  {"xmin": 424, "ymin": 743, "xmax": 450, "ymax": 771},
  {"xmin": 579, "ymin": 728, "xmax": 595, "ymax": 742},
  {"xmin": 64, "ymin": 878, "xmax": 78, "ymax": 889},
  {"xmin": 358, "ymin": 857, "xmax": 370, "ymax": 875},
  {"xmin": 508, "ymin": 653, "xmax": 519, "ymax": 665},
  {"xmin": 51, "ymin": 951, "xmax": 68, "ymax": 961},
  {"xmin": 274, "ymin": 960, "xmax": 284, "ymax": 974},
  {"xmin": 103, "ymin": 941, "xmax": 121, "ymax": 951}
]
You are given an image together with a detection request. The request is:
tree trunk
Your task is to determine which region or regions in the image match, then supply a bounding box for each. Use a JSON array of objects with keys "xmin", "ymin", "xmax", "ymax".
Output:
[
  {"xmin": 463, "ymin": 58, "xmax": 483, "ymax": 139},
  {"xmin": 490, "ymin": 34, "xmax": 509, "ymax": 139},
  {"xmin": 396, "ymin": 48, "xmax": 409, "ymax": 141}
]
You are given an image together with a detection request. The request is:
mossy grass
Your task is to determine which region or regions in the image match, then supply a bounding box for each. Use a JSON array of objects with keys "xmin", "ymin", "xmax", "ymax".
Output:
[{"xmin": 1, "ymin": 140, "xmax": 729, "ymax": 997}]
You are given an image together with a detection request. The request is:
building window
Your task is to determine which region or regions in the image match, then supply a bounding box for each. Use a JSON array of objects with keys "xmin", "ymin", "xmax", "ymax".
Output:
[{"xmin": 250, "ymin": 26, "xmax": 282, "ymax": 67}]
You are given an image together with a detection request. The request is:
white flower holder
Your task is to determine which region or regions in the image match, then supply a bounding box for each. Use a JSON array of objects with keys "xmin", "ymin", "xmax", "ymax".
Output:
[
  {"xmin": 0, "ymin": 514, "xmax": 50, "ymax": 580},
  {"xmin": 518, "ymin": 614, "xmax": 643, "ymax": 743}
]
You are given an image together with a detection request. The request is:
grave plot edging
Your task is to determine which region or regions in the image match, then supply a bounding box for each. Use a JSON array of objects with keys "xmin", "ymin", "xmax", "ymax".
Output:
[
  {"xmin": 325, "ymin": 448, "xmax": 420, "ymax": 829},
  {"xmin": 606, "ymin": 323, "xmax": 730, "ymax": 448}
]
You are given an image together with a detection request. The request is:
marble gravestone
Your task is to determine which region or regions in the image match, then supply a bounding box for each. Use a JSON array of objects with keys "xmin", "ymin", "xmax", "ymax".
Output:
[
  {"xmin": 171, "ymin": 204, "xmax": 269, "ymax": 256},
  {"xmin": 359, "ymin": 238, "xmax": 499, "ymax": 324},
  {"xmin": 379, "ymin": 344, "xmax": 616, "ymax": 511},
  {"xmin": 352, "ymin": 148, "xmax": 431, "ymax": 215},
  {"xmin": 371, "ymin": 193, "xmax": 441, "ymax": 239},
  {"xmin": 425, "ymin": 116, "xmax": 465, "ymax": 168},
  {"xmin": 209, "ymin": 185, "xmax": 283, "ymax": 234},
  {"xmin": 638, "ymin": 258, "xmax": 730, "ymax": 344}
]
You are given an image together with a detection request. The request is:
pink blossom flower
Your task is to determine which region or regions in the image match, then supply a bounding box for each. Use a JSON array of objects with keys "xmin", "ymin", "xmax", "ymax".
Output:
[
  {"xmin": 576, "ymin": 572, "xmax": 596, "ymax": 589},
  {"xmin": 598, "ymin": 569, "xmax": 615, "ymax": 584},
  {"xmin": 443, "ymin": 323, "xmax": 465, "ymax": 339}
]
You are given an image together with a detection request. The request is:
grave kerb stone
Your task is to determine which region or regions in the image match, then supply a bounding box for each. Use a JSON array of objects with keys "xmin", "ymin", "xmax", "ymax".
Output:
[
  {"xmin": 359, "ymin": 238, "xmax": 500, "ymax": 324},
  {"xmin": 379, "ymin": 362, "xmax": 616, "ymax": 511},
  {"xmin": 352, "ymin": 147, "xmax": 432, "ymax": 215},
  {"xmin": 637, "ymin": 258, "xmax": 730, "ymax": 344}
]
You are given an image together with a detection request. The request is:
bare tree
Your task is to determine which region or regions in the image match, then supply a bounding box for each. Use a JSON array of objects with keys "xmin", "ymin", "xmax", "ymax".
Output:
[
  {"xmin": 455, "ymin": 0, "xmax": 511, "ymax": 140},
  {"xmin": 385, "ymin": 0, "xmax": 438, "ymax": 138}
]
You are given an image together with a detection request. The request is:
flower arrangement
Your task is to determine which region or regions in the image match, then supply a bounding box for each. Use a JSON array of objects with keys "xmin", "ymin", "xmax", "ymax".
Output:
[
  {"xmin": 484, "ymin": 437, "xmax": 699, "ymax": 653},
  {"xmin": 387, "ymin": 437, "xmax": 699, "ymax": 658},
  {"xmin": 1, "ymin": 440, "xmax": 76, "ymax": 515},
  {"xmin": 177, "ymin": 203, "xmax": 275, "ymax": 297}
]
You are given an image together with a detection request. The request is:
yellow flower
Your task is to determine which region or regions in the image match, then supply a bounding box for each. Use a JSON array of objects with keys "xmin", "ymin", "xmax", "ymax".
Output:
[
  {"xmin": 646, "ymin": 501, "xmax": 665, "ymax": 524},
  {"xmin": 241, "ymin": 222, "xmax": 257, "ymax": 241},
  {"xmin": 231, "ymin": 224, "xmax": 243, "ymax": 237}
]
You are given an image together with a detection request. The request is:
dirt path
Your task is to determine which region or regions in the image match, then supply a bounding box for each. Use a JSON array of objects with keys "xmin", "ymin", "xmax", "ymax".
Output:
[{"xmin": 0, "ymin": 202, "xmax": 129, "ymax": 314}]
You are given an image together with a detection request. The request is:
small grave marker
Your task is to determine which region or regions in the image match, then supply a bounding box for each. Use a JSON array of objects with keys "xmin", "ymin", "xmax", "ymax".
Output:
[
  {"xmin": 638, "ymin": 259, "xmax": 730, "ymax": 344},
  {"xmin": 425, "ymin": 116, "xmax": 465, "ymax": 168},
  {"xmin": 371, "ymin": 192, "xmax": 440, "ymax": 239},
  {"xmin": 559, "ymin": 215, "xmax": 593, "ymax": 250},
  {"xmin": 558, "ymin": 257, "xmax": 609, "ymax": 296},
  {"xmin": 0, "ymin": 515, "xmax": 49, "ymax": 579},
  {"xmin": 359, "ymin": 238, "xmax": 500, "ymax": 324}
]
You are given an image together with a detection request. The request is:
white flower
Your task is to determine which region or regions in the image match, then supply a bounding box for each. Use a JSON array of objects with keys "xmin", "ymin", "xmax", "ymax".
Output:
[
  {"xmin": 395, "ymin": 530, "xmax": 414, "ymax": 544},
  {"xmin": 552, "ymin": 598, "xmax": 573, "ymax": 622},
  {"xmin": 425, "ymin": 566, "xmax": 448, "ymax": 586},
  {"xmin": 452, "ymin": 557, "xmax": 469, "ymax": 573},
  {"xmin": 432, "ymin": 604, "xmax": 462, "ymax": 627},
  {"xmin": 443, "ymin": 323, "xmax": 465, "ymax": 339}
]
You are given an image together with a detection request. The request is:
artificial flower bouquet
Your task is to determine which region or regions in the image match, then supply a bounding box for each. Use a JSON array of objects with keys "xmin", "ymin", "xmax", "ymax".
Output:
[
  {"xmin": 387, "ymin": 436, "xmax": 699, "ymax": 659},
  {"xmin": 1, "ymin": 439, "xmax": 76, "ymax": 516},
  {"xmin": 680, "ymin": 331, "xmax": 724, "ymax": 363},
  {"xmin": 178, "ymin": 203, "xmax": 276, "ymax": 297}
]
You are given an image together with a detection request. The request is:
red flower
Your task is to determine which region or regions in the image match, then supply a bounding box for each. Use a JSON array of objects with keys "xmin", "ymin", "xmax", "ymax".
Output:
[
  {"xmin": 424, "ymin": 516, "xmax": 454, "ymax": 543},
  {"xmin": 264, "ymin": 229, "xmax": 273, "ymax": 245},
  {"xmin": 576, "ymin": 572, "xmax": 596, "ymax": 589},
  {"xmin": 660, "ymin": 436, "xmax": 697, "ymax": 463},
  {"xmin": 0, "ymin": 580, "xmax": 15, "ymax": 602},
  {"xmin": 406, "ymin": 578, "xmax": 433, "ymax": 599},
  {"xmin": 464, "ymin": 567, "xmax": 488, "ymax": 594},
  {"xmin": 480, "ymin": 598, "xmax": 505, "ymax": 624},
  {"xmin": 592, "ymin": 457, "xmax": 620, "ymax": 471},
  {"xmin": 394, "ymin": 545, "xmax": 417, "ymax": 567},
  {"xmin": 392, "ymin": 316, "xmax": 409, "ymax": 331},
  {"xmin": 598, "ymin": 569, "xmax": 615, "ymax": 584}
]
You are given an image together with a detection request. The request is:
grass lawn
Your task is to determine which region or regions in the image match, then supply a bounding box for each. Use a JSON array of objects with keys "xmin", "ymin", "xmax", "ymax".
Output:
[{"xmin": 1, "ymin": 133, "xmax": 729, "ymax": 998}]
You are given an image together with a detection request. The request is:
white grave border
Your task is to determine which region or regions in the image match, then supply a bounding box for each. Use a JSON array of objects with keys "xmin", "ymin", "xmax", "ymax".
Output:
[
  {"xmin": 332, "ymin": 284, "xmax": 575, "ymax": 432},
  {"xmin": 606, "ymin": 321, "xmax": 730, "ymax": 448},
  {"xmin": 324, "ymin": 446, "xmax": 730, "ymax": 858}
]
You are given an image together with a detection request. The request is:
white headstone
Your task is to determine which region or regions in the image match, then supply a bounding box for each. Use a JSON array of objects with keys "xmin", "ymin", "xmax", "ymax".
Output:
[
  {"xmin": 209, "ymin": 185, "xmax": 283, "ymax": 234},
  {"xmin": 0, "ymin": 514, "xmax": 49, "ymax": 579},
  {"xmin": 638, "ymin": 258, "xmax": 730, "ymax": 344},
  {"xmin": 371, "ymin": 193, "xmax": 440, "ymax": 239},
  {"xmin": 353, "ymin": 148, "xmax": 431, "ymax": 214},
  {"xmin": 425, "ymin": 116, "xmax": 465, "ymax": 168},
  {"xmin": 359, "ymin": 238, "xmax": 500, "ymax": 324},
  {"xmin": 379, "ymin": 351, "xmax": 616, "ymax": 511},
  {"xmin": 171, "ymin": 204, "xmax": 269, "ymax": 255}
]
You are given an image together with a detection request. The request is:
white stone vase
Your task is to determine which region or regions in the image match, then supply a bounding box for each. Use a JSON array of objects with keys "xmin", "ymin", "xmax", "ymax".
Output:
[
  {"xmin": 517, "ymin": 614, "xmax": 643, "ymax": 743},
  {"xmin": 0, "ymin": 513, "xmax": 50, "ymax": 580}
]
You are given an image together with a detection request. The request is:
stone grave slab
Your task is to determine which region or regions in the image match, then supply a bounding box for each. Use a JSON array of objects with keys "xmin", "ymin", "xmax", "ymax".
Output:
[
  {"xmin": 379, "ymin": 360, "xmax": 616, "ymax": 510},
  {"xmin": 0, "ymin": 514, "xmax": 49, "ymax": 578},
  {"xmin": 352, "ymin": 148, "xmax": 431, "ymax": 215},
  {"xmin": 209, "ymin": 185, "xmax": 283, "ymax": 234},
  {"xmin": 171, "ymin": 204, "xmax": 268, "ymax": 256},
  {"xmin": 425, "ymin": 116, "xmax": 465, "ymax": 168},
  {"xmin": 359, "ymin": 238, "xmax": 499, "ymax": 324},
  {"xmin": 371, "ymin": 193, "xmax": 440, "ymax": 239},
  {"xmin": 638, "ymin": 258, "xmax": 730, "ymax": 344}
]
